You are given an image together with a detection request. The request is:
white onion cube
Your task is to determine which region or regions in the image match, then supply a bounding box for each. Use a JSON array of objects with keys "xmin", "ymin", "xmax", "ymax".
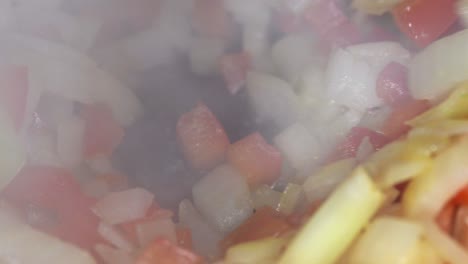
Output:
[
  {"xmin": 93, "ymin": 188, "xmax": 154, "ymax": 225},
  {"xmin": 192, "ymin": 165, "xmax": 253, "ymax": 234},
  {"xmin": 179, "ymin": 199, "xmax": 222, "ymax": 259},
  {"xmin": 247, "ymin": 72, "xmax": 302, "ymax": 129},
  {"xmin": 57, "ymin": 116, "xmax": 84, "ymax": 168},
  {"xmin": 274, "ymin": 123, "xmax": 319, "ymax": 172},
  {"xmin": 136, "ymin": 218, "xmax": 177, "ymax": 247}
]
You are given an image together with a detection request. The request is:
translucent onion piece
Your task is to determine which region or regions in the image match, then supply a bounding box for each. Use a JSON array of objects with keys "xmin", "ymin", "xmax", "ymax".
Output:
[
  {"xmin": 277, "ymin": 183, "xmax": 304, "ymax": 215},
  {"xmin": 98, "ymin": 222, "xmax": 134, "ymax": 252},
  {"xmin": 251, "ymin": 185, "xmax": 281, "ymax": 210},
  {"xmin": 136, "ymin": 217, "xmax": 177, "ymax": 247},
  {"xmin": 56, "ymin": 116, "xmax": 84, "ymax": 168},
  {"xmin": 95, "ymin": 244, "xmax": 134, "ymax": 264}
]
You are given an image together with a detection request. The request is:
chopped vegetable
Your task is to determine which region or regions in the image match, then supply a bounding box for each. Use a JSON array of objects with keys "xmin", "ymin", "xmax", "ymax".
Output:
[
  {"xmin": 135, "ymin": 238, "xmax": 203, "ymax": 264},
  {"xmin": 278, "ymin": 167, "xmax": 384, "ymax": 264},
  {"xmin": 277, "ymin": 183, "xmax": 304, "ymax": 215},
  {"xmin": 177, "ymin": 102, "xmax": 230, "ymax": 171},
  {"xmin": 93, "ymin": 188, "xmax": 155, "ymax": 225},
  {"xmin": 178, "ymin": 199, "xmax": 222, "ymax": 258},
  {"xmin": 303, "ymin": 158, "xmax": 356, "ymax": 203},
  {"xmin": 220, "ymin": 52, "xmax": 251, "ymax": 95},
  {"xmin": 349, "ymin": 217, "xmax": 424, "ymax": 264},
  {"xmin": 136, "ymin": 217, "xmax": 177, "ymax": 247},
  {"xmin": 0, "ymin": 65, "xmax": 29, "ymax": 132},
  {"xmin": 98, "ymin": 221, "xmax": 134, "ymax": 252},
  {"xmin": 251, "ymin": 185, "xmax": 282, "ymax": 210},
  {"xmin": 403, "ymin": 136, "xmax": 468, "ymax": 219},
  {"xmin": 424, "ymin": 221, "xmax": 468, "ymax": 264},
  {"xmin": 224, "ymin": 236, "xmax": 289, "ymax": 264},
  {"xmin": 274, "ymin": 123, "xmax": 319, "ymax": 173},
  {"xmin": 81, "ymin": 103, "xmax": 124, "ymax": 159},
  {"xmin": 392, "ymin": 0, "xmax": 457, "ymax": 47},
  {"xmin": 376, "ymin": 62, "xmax": 411, "ymax": 107},
  {"xmin": 192, "ymin": 165, "xmax": 253, "ymax": 233},
  {"xmin": 0, "ymin": 209, "xmax": 96, "ymax": 264},
  {"xmin": 381, "ymin": 99, "xmax": 430, "ymax": 139},
  {"xmin": 227, "ymin": 132, "xmax": 282, "ymax": 187},
  {"xmin": 409, "ymin": 30, "xmax": 468, "ymax": 100},
  {"xmin": 193, "ymin": 0, "xmax": 232, "ymax": 38},
  {"xmin": 2, "ymin": 166, "xmax": 101, "ymax": 250},
  {"xmin": 221, "ymin": 207, "xmax": 292, "ymax": 251}
]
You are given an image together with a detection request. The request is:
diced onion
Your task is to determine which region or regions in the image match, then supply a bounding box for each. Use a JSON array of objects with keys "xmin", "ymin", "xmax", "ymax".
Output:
[
  {"xmin": 93, "ymin": 188, "xmax": 155, "ymax": 225},
  {"xmin": 136, "ymin": 217, "xmax": 177, "ymax": 247},
  {"xmin": 0, "ymin": 33, "xmax": 143, "ymax": 126},
  {"xmin": 0, "ymin": 209, "xmax": 96, "ymax": 264},
  {"xmin": 326, "ymin": 42, "xmax": 410, "ymax": 113},
  {"xmin": 98, "ymin": 222, "xmax": 134, "ymax": 252},
  {"xmin": 409, "ymin": 29, "xmax": 468, "ymax": 101},
  {"xmin": 247, "ymin": 72, "xmax": 302, "ymax": 129},
  {"xmin": 0, "ymin": 109, "xmax": 26, "ymax": 191},
  {"xmin": 274, "ymin": 123, "xmax": 320, "ymax": 174},
  {"xmin": 192, "ymin": 165, "xmax": 253, "ymax": 234},
  {"xmin": 178, "ymin": 199, "xmax": 222, "ymax": 259},
  {"xmin": 56, "ymin": 116, "xmax": 84, "ymax": 168},
  {"xmin": 271, "ymin": 34, "xmax": 316, "ymax": 84}
]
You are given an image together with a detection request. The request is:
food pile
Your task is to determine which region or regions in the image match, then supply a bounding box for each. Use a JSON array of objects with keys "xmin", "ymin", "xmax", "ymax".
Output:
[{"xmin": 0, "ymin": 0, "xmax": 468, "ymax": 264}]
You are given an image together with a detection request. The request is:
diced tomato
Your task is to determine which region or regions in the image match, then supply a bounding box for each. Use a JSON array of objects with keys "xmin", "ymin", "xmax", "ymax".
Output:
[
  {"xmin": 81, "ymin": 103, "xmax": 124, "ymax": 158},
  {"xmin": 303, "ymin": 0, "xmax": 348, "ymax": 36},
  {"xmin": 303, "ymin": 0, "xmax": 362, "ymax": 49},
  {"xmin": 220, "ymin": 52, "xmax": 251, "ymax": 95},
  {"xmin": 227, "ymin": 132, "xmax": 282, "ymax": 187},
  {"xmin": 221, "ymin": 207, "xmax": 292, "ymax": 251},
  {"xmin": 1, "ymin": 166, "xmax": 102, "ymax": 250},
  {"xmin": 176, "ymin": 227, "xmax": 193, "ymax": 250},
  {"xmin": 381, "ymin": 99, "xmax": 430, "ymax": 139},
  {"xmin": 0, "ymin": 65, "xmax": 29, "ymax": 132},
  {"xmin": 119, "ymin": 204, "xmax": 173, "ymax": 245},
  {"xmin": 376, "ymin": 62, "xmax": 411, "ymax": 107},
  {"xmin": 328, "ymin": 127, "xmax": 390, "ymax": 162},
  {"xmin": 436, "ymin": 202, "xmax": 455, "ymax": 234},
  {"xmin": 392, "ymin": 0, "xmax": 457, "ymax": 47},
  {"xmin": 136, "ymin": 238, "xmax": 203, "ymax": 264},
  {"xmin": 454, "ymin": 205, "xmax": 468, "ymax": 249},
  {"xmin": 453, "ymin": 185, "xmax": 468, "ymax": 206},
  {"xmin": 193, "ymin": 0, "xmax": 232, "ymax": 38},
  {"xmin": 177, "ymin": 102, "xmax": 230, "ymax": 171}
]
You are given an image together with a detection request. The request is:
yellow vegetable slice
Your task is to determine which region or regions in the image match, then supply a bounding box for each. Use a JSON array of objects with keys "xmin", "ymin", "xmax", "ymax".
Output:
[
  {"xmin": 349, "ymin": 217, "xmax": 423, "ymax": 264},
  {"xmin": 224, "ymin": 237, "xmax": 288, "ymax": 264},
  {"xmin": 403, "ymin": 136, "xmax": 468, "ymax": 219},
  {"xmin": 277, "ymin": 183, "xmax": 304, "ymax": 215},
  {"xmin": 409, "ymin": 81, "xmax": 468, "ymax": 127},
  {"xmin": 302, "ymin": 158, "xmax": 356, "ymax": 203},
  {"xmin": 278, "ymin": 167, "xmax": 384, "ymax": 264},
  {"xmin": 424, "ymin": 221, "xmax": 468, "ymax": 264}
]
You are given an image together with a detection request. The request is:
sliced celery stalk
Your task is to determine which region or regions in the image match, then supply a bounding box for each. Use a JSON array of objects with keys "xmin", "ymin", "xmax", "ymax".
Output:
[
  {"xmin": 349, "ymin": 217, "xmax": 423, "ymax": 264},
  {"xmin": 303, "ymin": 158, "xmax": 356, "ymax": 203},
  {"xmin": 225, "ymin": 237, "xmax": 288, "ymax": 264},
  {"xmin": 403, "ymin": 136, "xmax": 468, "ymax": 218},
  {"xmin": 408, "ymin": 81, "xmax": 468, "ymax": 127},
  {"xmin": 278, "ymin": 167, "xmax": 384, "ymax": 264},
  {"xmin": 277, "ymin": 183, "xmax": 303, "ymax": 215}
]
